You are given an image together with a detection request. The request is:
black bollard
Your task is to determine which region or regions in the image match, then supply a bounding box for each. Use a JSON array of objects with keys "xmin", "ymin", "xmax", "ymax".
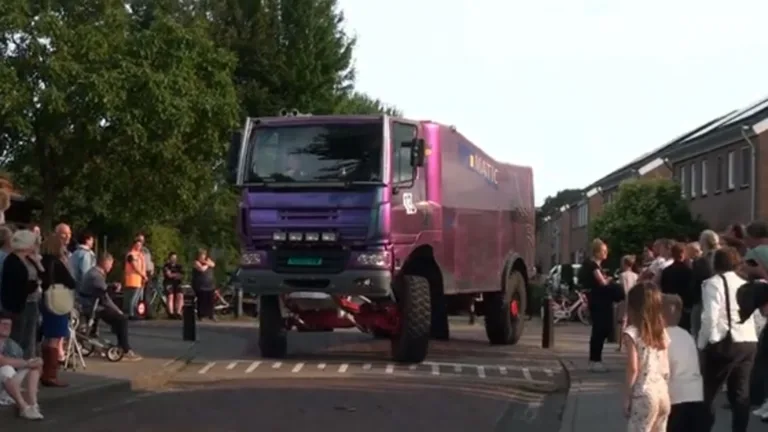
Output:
[
  {"xmin": 234, "ymin": 288, "xmax": 244, "ymax": 319},
  {"xmin": 182, "ymin": 292, "xmax": 197, "ymax": 341},
  {"xmin": 542, "ymin": 295, "xmax": 554, "ymax": 349}
]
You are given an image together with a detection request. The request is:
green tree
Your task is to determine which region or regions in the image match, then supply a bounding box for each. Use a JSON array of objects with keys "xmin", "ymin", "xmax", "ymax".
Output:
[
  {"xmin": 336, "ymin": 91, "xmax": 402, "ymax": 116},
  {"xmin": 0, "ymin": 0, "xmax": 239, "ymax": 231},
  {"xmin": 589, "ymin": 178, "xmax": 707, "ymax": 267},
  {"xmin": 536, "ymin": 188, "xmax": 583, "ymax": 231}
]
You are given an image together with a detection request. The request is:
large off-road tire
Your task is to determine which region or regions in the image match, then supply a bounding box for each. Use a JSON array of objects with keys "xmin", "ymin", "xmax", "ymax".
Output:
[
  {"xmin": 485, "ymin": 268, "xmax": 527, "ymax": 345},
  {"xmin": 391, "ymin": 275, "xmax": 431, "ymax": 363},
  {"xmin": 258, "ymin": 295, "xmax": 288, "ymax": 358}
]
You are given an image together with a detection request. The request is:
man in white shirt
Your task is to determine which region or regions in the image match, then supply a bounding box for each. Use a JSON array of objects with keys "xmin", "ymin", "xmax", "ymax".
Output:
[
  {"xmin": 699, "ymin": 247, "xmax": 758, "ymax": 432},
  {"xmin": 663, "ymin": 294, "xmax": 706, "ymax": 431},
  {"xmin": 642, "ymin": 239, "xmax": 673, "ymax": 284}
]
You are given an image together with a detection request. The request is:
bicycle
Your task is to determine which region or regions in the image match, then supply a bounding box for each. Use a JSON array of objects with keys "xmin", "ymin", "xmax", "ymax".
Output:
[
  {"xmin": 541, "ymin": 286, "xmax": 591, "ymax": 325},
  {"xmin": 144, "ymin": 277, "xmax": 172, "ymax": 319}
]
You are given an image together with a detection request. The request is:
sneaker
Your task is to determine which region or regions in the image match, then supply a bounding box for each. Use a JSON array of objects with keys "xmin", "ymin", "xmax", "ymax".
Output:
[
  {"xmin": 753, "ymin": 400, "xmax": 768, "ymax": 417},
  {"xmin": 124, "ymin": 351, "xmax": 143, "ymax": 361},
  {"xmin": 19, "ymin": 405, "xmax": 43, "ymax": 420},
  {"xmin": 589, "ymin": 362, "xmax": 608, "ymax": 373}
]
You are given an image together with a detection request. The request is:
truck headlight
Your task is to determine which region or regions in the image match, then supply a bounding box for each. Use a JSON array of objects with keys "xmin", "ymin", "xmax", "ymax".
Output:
[
  {"xmin": 288, "ymin": 232, "xmax": 303, "ymax": 241},
  {"xmin": 305, "ymin": 232, "xmax": 320, "ymax": 242},
  {"xmin": 355, "ymin": 251, "xmax": 390, "ymax": 268},
  {"xmin": 240, "ymin": 252, "xmax": 264, "ymax": 266},
  {"xmin": 321, "ymin": 232, "xmax": 337, "ymax": 242},
  {"xmin": 272, "ymin": 232, "xmax": 287, "ymax": 241}
]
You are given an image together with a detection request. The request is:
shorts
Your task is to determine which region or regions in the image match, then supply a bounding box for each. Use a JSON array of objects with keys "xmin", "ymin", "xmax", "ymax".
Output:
[
  {"xmin": 0, "ymin": 365, "xmax": 28, "ymax": 406},
  {"xmin": 165, "ymin": 283, "xmax": 182, "ymax": 295}
]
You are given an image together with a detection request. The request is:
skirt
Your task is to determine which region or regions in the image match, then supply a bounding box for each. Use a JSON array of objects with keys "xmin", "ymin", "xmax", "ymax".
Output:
[{"xmin": 40, "ymin": 301, "xmax": 71, "ymax": 339}]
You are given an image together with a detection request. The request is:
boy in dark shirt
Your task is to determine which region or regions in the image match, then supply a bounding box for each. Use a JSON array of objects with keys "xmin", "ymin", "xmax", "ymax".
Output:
[{"xmin": 162, "ymin": 253, "xmax": 184, "ymax": 319}]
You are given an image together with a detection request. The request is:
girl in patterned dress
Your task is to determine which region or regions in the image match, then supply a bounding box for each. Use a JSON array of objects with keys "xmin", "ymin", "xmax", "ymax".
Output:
[{"xmin": 623, "ymin": 281, "xmax": 671, "ymax": 432}]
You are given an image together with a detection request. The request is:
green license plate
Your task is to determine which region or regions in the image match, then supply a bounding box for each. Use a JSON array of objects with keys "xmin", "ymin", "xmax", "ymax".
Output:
[{"xmin": 287, "ymin": 257, "xmax": 323, "ymax": 266}]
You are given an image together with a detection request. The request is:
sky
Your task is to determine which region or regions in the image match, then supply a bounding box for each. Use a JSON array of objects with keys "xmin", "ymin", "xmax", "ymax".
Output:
[{"xmin": 338, "ymin": 0, "xmax": 768, "ymax": 206}]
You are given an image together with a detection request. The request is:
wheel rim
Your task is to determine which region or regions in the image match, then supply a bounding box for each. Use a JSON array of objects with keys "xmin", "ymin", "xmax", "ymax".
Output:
[
  {"xmin": 510, "ymin": 299, "xmax": 519, "ymax": 317},
  {"xmin": 507, "ymin": 272, "xmax": 523, "ymax": 320}
]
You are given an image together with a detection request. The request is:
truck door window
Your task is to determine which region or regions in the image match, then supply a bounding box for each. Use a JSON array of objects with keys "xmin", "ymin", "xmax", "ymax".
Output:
[{"xmin": 392, "ymin": 122, "xmax": 417, "ymax": 184}]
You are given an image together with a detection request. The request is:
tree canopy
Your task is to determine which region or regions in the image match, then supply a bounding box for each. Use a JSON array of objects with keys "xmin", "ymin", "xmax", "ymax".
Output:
[
  {"xmin": 0, "ymin": 0, "xmax": 401, "ymax": 274},
  {"xmin": 589, "ymin": 178, "xmax": 707, "ymax": 267}
]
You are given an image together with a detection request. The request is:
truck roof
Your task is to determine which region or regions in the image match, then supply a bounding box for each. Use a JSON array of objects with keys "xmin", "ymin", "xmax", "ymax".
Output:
[{"xmin": 252, "ymin": 115, "xmax": 382, "ymax": 126}]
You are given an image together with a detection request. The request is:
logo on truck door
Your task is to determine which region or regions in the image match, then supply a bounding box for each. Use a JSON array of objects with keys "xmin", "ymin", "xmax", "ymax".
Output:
[{"xmin": 402, "ymin": 193, "xmax": 417, "ymax": 215}]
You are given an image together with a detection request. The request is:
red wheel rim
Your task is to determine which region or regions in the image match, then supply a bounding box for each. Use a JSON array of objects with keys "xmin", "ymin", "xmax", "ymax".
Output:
[
  {"xmin": 137, "ymin": 302, "xmax": 146, "ymax": 316},
  {"xmin": 509, "ymin": 299, "xmax": 519, "ymax": 317}
]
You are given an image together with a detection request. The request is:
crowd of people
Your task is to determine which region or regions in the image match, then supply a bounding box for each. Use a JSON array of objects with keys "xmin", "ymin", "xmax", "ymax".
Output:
[{"xmin": 580, "ymin": 222, "xmax": 768, "ymax": 432}]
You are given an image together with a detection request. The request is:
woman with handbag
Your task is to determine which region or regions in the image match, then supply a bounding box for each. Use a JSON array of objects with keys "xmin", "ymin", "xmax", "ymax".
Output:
[
  {"xmin": 699, "ymin": 247, "xmax": 758, "ymax": 432},
  {"xmin": 39, "ymin": 234, "xmax": 76, "ymax": 387}
]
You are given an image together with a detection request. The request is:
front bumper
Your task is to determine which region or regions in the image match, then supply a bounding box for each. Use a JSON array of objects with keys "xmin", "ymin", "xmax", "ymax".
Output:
[{"xmin": 238, "ymin": 268, "xmax": 393, "ymax": 297}]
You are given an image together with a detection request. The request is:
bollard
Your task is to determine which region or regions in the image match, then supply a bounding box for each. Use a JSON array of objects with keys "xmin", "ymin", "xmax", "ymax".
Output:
[
  {"xmin": 542, "ymin": 295, "xmax": 554, "ymax": 349},
  {"xmin": 182, "ymin": 292, "xmax": 197, "ymax": 341},
  {"xmin": 234, "ymin": 287, "xmax": 244, "ymax": 319}
]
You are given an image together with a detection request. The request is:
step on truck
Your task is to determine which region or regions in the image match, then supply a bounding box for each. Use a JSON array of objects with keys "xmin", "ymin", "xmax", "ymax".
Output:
[{"xmin": 225, "ymin": 112, "xmax": 535, "ymax": 363}]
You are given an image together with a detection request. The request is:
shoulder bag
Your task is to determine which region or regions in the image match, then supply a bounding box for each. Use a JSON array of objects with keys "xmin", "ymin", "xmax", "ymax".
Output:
[
  {"xmin": 44, "ymin": 259, "xmax": 75, "ymax": 316},
  {"xmin": 706, "ymin": 274, "xmax": 734, "ymax": 356}
]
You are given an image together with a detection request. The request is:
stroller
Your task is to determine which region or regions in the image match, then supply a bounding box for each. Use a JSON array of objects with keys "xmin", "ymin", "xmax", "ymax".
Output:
[{"xmin": 71, "ymin": 298, "xmax": 125, "ymax": 364}]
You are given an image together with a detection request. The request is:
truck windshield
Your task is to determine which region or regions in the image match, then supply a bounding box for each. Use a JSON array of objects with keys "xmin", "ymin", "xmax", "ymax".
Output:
[{"xmin": 246, "ymin": 122, "xmax": 383, "ymax": 184}]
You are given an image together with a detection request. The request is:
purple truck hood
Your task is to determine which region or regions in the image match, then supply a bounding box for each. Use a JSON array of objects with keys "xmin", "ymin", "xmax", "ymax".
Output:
[{"xmin": 241, "ymin": 189, "xmax": 387, "ymax": 244}]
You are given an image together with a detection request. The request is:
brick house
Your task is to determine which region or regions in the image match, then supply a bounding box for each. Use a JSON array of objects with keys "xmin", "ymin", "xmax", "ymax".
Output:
[{"xmin": 536, "ymin": 96, "xmax": 768, "ymax": 270}]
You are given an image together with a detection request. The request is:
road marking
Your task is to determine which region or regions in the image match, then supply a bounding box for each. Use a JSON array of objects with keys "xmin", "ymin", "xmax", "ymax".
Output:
[
  {"xmin": 453, "ymin": 365, "xmax": 462, "ymax": 373},
  {"xmin": 292, "ymin": 363, "xmax": 305, "ymax": 373},
  {"xmin": 431, "ymin": 363, "xmax": 439, "ymax": 376},
  {"xmin": 385, "ymin": 364, "xmax": 394, "ymax": 374},
  {"xmin": 198, "ymin": 362, "xmax": 215, "ymax": 374},
  {"xmin": 544, "ymin": 368, "xmax": 554, "ymax": 377},
  {"xmin": 317, "ymin": 363, "xmax": 326, "ymax": 370},
  {"xmin": 408, "ymin": 364, "xmax": 418, "ymax": 371},
  {"xmin": 226, "ymin": 362, "xmax": 238, "ymax": 370},
  {"xmin": 362, "ymin": 363, "xmax": 372, "ymax": 371},
  {"xmin": 338, "ymin": 363, "xmax": 349, "ymax": 373},
  {"xmin": 522, "ymin": 368, "xmax": 532, "ymax": 381},
  {"xmin": 477, "ymin": 366, "xmax": 486, "ymax": 378},
  {"xmin": 499, "ymin": 366, "xmax": 508, "ymax": 375},
  {"xmin": 245, "ymin": 361, "xmax": 261, "ymax": 373},
  {"xmin": 272, "ymin": 362, "xmax": 282, "ymax": 369}
]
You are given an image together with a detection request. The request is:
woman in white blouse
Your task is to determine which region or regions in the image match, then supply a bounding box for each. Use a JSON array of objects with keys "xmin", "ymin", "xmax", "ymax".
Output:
[{"xmin": 699, "ymin": 247, "xmax": 758, "ymax": 432}]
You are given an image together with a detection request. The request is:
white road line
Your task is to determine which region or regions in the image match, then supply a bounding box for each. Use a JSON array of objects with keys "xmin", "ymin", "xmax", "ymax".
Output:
[
  {"xmin": 272, "ymin": 362, "xmax": 282, "ymax": 369},
  {"xmin": 499, "ymin": 366, "xmax": 508, "ymax": 375},
  {"xmin": 226, "ymin": 362, "xmax": 238, "ymax": 370},
  {"xmin": 245, "ymin": 361, "xmax": 261, "ymax": 373},
  {"xmin": 385, "ymin": 364, "xmax": 394, "ymax": 374},
  {"xmin": 431, "ymin": 363, "xmax": 439, "ymax": 376},
  {"xmin": 292, "ymin": 363, "xmax": 305, "ymax": 373},
  {"xmin": 408, "ymin": 364, "xmax": 418, "ymax": 371},
  {"xmin": 544, "ymin": 368, "xmax": 554, "ymax": 377},
  {"xmin": 317, "ymin": 363, "xmax": 326, "ymax": 370},
  {"xmin": 477, "ymin": 366, "xmax": 486, "ymax": 378},
  {"xmin": 362, "ymin": 363, "xmax": 372, "ymax": 371},
  {"xmin": 522, "ymin": 368, "xmax": 533, "ymax": 381},
  {"xmin": 454, "ymin": 365, "xmax": 462, "ymax": 373},
  {"xmin": 198, "ymin": 362, "xmax": 215, "ymax": 374},
  {"xmin": 338, "ymin": 363, "xmax": 349, "ymax": 373}
]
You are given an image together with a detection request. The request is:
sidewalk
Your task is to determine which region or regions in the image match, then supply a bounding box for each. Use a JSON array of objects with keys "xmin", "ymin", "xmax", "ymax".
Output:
[
  {"xmin": 1, "ymin": 322, "xmax": 197, "ymax": 421},
  {"xmin": 555, "ymin": 323, "xmax": 764, "ymax": 431}
]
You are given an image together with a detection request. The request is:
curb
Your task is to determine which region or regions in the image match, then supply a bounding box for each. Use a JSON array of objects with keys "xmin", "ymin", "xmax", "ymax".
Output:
[
  {"xmin": 131, "ymin": 341, "xmax": 198, "ymax": 390},
  {"xmin": 556, "ymin": 355, "xmax": 577, "ymax": 432}
]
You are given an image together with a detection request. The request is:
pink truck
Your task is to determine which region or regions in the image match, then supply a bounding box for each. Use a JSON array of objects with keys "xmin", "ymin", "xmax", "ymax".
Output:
[{"xmin": 226, "ymin": 114, "xmax": 535, "ymax": 363}]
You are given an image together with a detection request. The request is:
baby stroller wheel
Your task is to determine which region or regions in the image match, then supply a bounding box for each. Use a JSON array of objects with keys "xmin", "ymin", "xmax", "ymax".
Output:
[
  {"xmin": 80, "ymin": 340, "xmax": 95, "ymax": 357},
  {"xmin": 106, "ymin": 346, "xmax": 124, "ymax": 362}
]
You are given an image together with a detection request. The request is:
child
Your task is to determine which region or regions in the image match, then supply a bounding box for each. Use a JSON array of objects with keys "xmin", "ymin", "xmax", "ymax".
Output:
[
  {"xmin": 623, "ymin": 281, "xmax": 671, "ymax": 432},
  {"xmin": 616, "ymin": 255, "xmax": 638, "ymax": 352},
  {"xmin": 661, "ymin": 294, "xmax": 706, "ymax": 431}
]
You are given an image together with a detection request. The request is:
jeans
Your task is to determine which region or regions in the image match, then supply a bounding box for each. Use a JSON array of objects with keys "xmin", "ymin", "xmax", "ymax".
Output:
[
  {"xmin": 97, "ymin": 308, "xmax": 131, "ymax": 351},
  {"xmin": 122, "ymin": 288, "xmax": 142, "ymax": 318},
  {"xmin": 589, "ymin": 300, "xmax": 613, "ymax": 362},
  {"xmin": 702, "ymin": 341, "xmax": 757, "ymax": 432}
]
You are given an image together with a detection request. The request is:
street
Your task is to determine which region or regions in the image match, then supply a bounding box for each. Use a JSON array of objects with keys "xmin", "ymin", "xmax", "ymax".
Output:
[{"xmin": 13, "ymin": 319, "xmax": 568, "ymax": 432}]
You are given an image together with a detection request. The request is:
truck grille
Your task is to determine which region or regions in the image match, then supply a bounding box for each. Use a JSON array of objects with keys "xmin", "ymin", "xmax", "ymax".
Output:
[{"xmin": 272, "ymin": 248, "xmax": 349, "ymax": 274}]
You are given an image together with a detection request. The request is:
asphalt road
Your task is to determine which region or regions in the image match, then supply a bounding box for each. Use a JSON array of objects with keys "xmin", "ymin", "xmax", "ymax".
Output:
[{"xmin": 15, "ymin": 319, "xmax": 569, "ymax": 432}]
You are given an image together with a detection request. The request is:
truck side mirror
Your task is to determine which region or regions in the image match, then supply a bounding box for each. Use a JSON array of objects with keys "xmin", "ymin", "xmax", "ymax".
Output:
[
  {"xmin": 226, "ymin": 131, "xmax": 242, "ymax": 184},
  {"xmin": 407, "ymin": 138, "xmax": 425, "ymax": 167}
]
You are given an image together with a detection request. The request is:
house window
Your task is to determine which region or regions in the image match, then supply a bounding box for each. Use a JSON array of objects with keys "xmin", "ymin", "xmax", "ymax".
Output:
[
  {"xmin": 690, "ymin": 163, "xmax": 696, "ymax": 197},
  {"xmin": 742, "ymin": 147, "xmax": 751, "ymax": 187},
  {"xmin": 577, "ymin": 203, "xmax": 588, "ymax": 227},
  {"xmin": 727, "ymin": 151, "xmax": 735, "ymax": 190},
  {"xmin": 716, "ymin": 156, "xmax": 723, "ymax": 192},
  {"xmin": 701, "ymin": 159, "xmax": 708, "ymax": 195},
  {"xmin": 680, "ymin": 165, "xmax": 686, "ymax": 197}
]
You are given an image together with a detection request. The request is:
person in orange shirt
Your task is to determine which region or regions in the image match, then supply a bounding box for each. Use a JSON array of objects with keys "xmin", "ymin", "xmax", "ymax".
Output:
[{"xmin": 123, "ymin": 240, "xmax": 147, "ymax": 319}]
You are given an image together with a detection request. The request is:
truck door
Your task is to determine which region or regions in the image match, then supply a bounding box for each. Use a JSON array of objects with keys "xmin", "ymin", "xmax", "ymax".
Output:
[{"xmin": 390, "ymin": 120, "xmax": 426, "ymax": 246}]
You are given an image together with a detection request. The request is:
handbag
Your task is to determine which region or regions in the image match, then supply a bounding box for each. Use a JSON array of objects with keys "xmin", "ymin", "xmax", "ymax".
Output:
[
  {"xmin": 43, "ymin": 259, "xmax": 74, "ymax": 316},
  {"xmin": 706, "ymin": 274, "xmax": 734, "ymax": 356}
]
